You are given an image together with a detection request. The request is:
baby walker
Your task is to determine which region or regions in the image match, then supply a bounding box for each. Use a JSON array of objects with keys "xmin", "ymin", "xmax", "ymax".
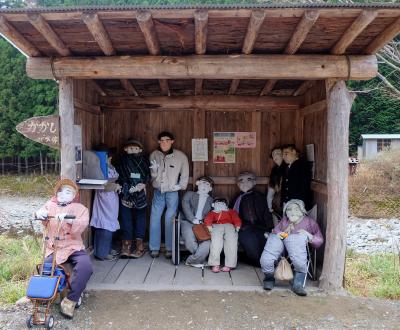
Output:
[{"xmin": 26, "ymin": 215, "xmax": 81, "ymax": 329}]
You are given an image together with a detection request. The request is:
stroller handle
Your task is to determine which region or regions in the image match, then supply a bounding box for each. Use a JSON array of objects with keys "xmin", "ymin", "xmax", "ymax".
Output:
[{"xmin": 34, "ymin": 215, "xmax": 76, "ymax": 220}]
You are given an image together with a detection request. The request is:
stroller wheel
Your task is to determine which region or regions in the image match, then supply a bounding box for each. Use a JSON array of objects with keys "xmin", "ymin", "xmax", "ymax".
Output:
[
  {"xmin": 75, "ymin": 294, "xmax": 83, "ymax": 308},
  {"xmin": 26, "ymin": 315, "xmax": 34, "ymax": 328},
  {"xmin": 45, "ymin": 315, "xmax": 54, "ymax": 329}
]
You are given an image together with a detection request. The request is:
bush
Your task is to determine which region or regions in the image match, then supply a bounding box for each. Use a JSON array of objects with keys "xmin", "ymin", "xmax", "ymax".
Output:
[
  {"xmin": 349, "ymin": 149, "xmax": 400, "ymax": 218},
  {"xmin": 0, "ymin": 174, "xmax": 57, "ymax": 197}
]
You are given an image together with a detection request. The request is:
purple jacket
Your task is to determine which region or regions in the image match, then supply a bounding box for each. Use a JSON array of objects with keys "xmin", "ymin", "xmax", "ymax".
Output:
[{"xmin": 272, "ymin": 216, "xmax": 324, "ymax": 249}]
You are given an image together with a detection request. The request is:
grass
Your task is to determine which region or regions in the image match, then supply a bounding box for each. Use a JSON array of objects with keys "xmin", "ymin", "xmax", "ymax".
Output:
[
  {"xmin": 345, "ymin": 250, "xmax": 400, "ymax": 300},
  {"xmin": 0, "ymin": 174, "xmax": 58, "ymax": 197},
  {"xmin": 0, "ymin": 235, "xmax": 42, "ymax": 305},
  {"xmin": 349, "ymin": 150, "xmax": 400, "ymax": 218}
]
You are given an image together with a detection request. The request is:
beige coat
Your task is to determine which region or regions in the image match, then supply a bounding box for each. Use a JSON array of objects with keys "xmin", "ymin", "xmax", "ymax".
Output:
[
  {"xmin": 38, "ymin": 200, "xmax": 89, "ymax": 264},
  {"xmin": 150, "ymin": 148, "xmax": 189, "ymax": 193}
]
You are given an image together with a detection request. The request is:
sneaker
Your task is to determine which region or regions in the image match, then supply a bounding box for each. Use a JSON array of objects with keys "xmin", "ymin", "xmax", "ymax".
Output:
[
  {"xmin": 164, "ymin": 250, "xmax": 172, "ymax": 259},
  {"xmin": 211, "ymin": 265, "xmax": 220, "ymax": 273},
  {"xmin": 221, "ymin": 266, "xmax": 231, "ymax": 272},
  {"xmin": 150, "ymin": 250, "xmax": 159, "ymax": 258},
  {"xmin": 110, "ymin": 249, "xmax": 119, "ymax": 256},
  {"xmin": 185, "ymin": 260, "xmax": 204, "ymax": 268}
]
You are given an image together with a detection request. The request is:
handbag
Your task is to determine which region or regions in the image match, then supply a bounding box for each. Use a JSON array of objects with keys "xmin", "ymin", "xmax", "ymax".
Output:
[
  {"xmin": 192, "ymin": 223, "xmax": 211, "ymax": 241},
  {"xmin": 274, "ymin": 257, "xmax": 293, "ymax": 281}
]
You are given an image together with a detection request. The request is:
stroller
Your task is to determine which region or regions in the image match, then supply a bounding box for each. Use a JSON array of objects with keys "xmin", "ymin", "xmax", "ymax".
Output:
[{"xmin": 26, "ymin": 215, "xmax": 81, "ymax": 329}]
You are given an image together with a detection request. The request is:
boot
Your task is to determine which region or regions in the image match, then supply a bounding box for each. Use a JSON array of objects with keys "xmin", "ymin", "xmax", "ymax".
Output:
[
  {"xmin": 292, "ymin": 272, "xmax": 307, "ymax": 296},
  {"xmin": 131, "ymin": 238, "xmax": 145, "ymax": 258},
  {"xmin": 263, "ymin": 273, "xmax": 275, "ymax": 290},
  {"xmin": 120, "ymin": 240, "xmax": 132, "ymax": 259},
  {"xmin": 60, "ymin": 297, "xmax": 76, "ymax": 319}
]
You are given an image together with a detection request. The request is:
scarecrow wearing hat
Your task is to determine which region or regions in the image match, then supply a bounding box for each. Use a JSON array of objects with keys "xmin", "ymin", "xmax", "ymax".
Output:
[
  {"xmin": 116, "ymin": 138, "xmax": 150, "ymax": 258},
  {"xmin": 34, "ymin": 179, "xmax": 93, "ymax": 319}
]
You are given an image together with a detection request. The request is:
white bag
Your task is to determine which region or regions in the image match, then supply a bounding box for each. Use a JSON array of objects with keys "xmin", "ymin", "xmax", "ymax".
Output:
[{"xmin": 274, "ymin": 257, "xmax": 293, "ymax": 281}]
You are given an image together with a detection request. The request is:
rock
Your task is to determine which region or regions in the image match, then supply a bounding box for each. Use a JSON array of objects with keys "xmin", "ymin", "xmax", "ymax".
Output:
[{"xmin": 15, "ymin": 296, "xmax": 31, "ymax": 306}]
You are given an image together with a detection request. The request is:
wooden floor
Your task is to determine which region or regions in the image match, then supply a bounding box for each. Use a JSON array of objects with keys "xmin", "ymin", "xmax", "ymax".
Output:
[{"xmin": 87, "ymin": 254, "xmax": 318, "ymax": 292}]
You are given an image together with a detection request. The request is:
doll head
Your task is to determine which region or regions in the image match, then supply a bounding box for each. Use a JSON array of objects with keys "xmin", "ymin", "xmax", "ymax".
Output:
[
  {"xmin": 236, "ymin": 172, "xmax": 256, "ymax": 193},
  {"xmin": 123, "ymin": 138, "xmax": 143, "ymax": 155},
  {"xmin": 282, "ymin": 144, "xmax": 299, "ymax": 165},
  {"xmin": 195, "ymin": 176, "xmax": 214, "ymax": 195},
  {"xmin": 157, "ymin": 131, "xmax": 174, "ymax": 153},
  {"xmin": 271, "ymin": 147, "xmax": 283, "ymax": 166},
  {"xmin": 54, "ymin": 179, "xmax": 79, "ymax": 204},
  {"xmin": 283, "ymin": 199, "xmax": 306, "ymax": 224},
  {"xmin": 212, "ymin": 197, "xmax": 229, "ymax": 213}
]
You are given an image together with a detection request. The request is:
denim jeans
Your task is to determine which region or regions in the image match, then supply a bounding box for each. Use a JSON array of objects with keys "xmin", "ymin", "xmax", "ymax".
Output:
[
  {"xmin": 120, "ymin": 203, "xmax": 147, "ymax": 240},
  {"xmin": 149, "ymin": 189, "xmax": 179, "ymax": 251},
  {"xmin": 93, "ymin": 228, "xmax": 113, "ymax": 259}
]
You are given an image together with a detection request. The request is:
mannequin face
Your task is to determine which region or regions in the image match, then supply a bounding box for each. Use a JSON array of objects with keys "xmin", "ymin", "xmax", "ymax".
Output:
[
  {"xmin": 56, "ymin": 185, "xmax": 76, "ymax": 204},
  {"xmin": 159, "ymin": 137, "xmax": 174, "ymax": 153},
  {"xmin": 272, "ymin": 149, "xmax": 283, "ymax": 166},
  {"xmin": 212, "ymin": 201, "xmax": 228, "ymax": 213},
  {"xmin": 282, "ymin": 148, "xmax": 298, "ymax": 165},
  {"xmin": 197, "ymin": 180, "xmax": 212, "ymax": 195},
  {"xmin": 286, "ymin": 203, "xmax": 304, "ymax": 223},
  {"xmin": 237, "ymin": 173, "xmax": 256, "ymax": 193},
  {"xmin": 124, "ymin": 145, "xmax": 142, "ymax": 155}
]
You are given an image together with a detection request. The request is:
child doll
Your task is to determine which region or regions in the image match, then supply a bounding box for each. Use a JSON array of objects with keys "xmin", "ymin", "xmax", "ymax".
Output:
[
  {"xmin": 205, "ymin": 198, "xmax": 242, "ymax": 273},
  {"xmin": 90, "ymin": 144, "xmax": 121, "ymax": 261}
]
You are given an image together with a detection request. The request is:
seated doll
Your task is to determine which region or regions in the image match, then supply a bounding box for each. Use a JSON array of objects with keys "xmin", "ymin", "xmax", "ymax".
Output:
[
  {"xmin": 205, "ymin": 198, "xmax": 242, "ymax": 273},
  {"xmin": 260, "ymin": 199, "xmax": 323, "ymax": 296}
]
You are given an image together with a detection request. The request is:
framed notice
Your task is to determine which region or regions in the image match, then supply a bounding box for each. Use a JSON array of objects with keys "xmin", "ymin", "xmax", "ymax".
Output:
[
  {"xmin": 192, "ymin": 138, "xmax": 208, "ymax": 162},
  {"xmin": 235, "ymin": 132, "xmax": 256, "ymax": 148},
  {"xmin": 213, "ymin": 132, "xmax": 236, "ymax": 164}
]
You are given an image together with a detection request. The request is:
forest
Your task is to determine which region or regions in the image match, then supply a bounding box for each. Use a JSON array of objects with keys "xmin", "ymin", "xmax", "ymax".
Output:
[{"xmin": 0, "ymin": 0, "xmax": 399, "ymax": 173}]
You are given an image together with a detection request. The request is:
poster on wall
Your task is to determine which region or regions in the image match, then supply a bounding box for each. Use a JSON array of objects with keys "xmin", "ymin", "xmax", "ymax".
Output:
[
  {"xmin": 192, "ymin": 138, "xmax": 208, "ymax": 161},
  {"xmin": 213, "ymin": 132, "xmax": 236, "ymax": 164},
  {"xmin": 74, "ymin": 125, "xmax": 83, "ymax": 164},
  {"xmin": 235, "ymin": 132, "xmax": 256, "ymax": 148}
]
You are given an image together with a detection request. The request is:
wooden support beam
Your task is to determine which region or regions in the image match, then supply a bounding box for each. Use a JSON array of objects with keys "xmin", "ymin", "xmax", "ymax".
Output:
[
  {"xmin": 364, "ymin": 16, "xmax": 400, "ymax": 54},
  {"xmin": 293, "ymin": 81, "xmax": 315, "ymax": 96},
  {"xmin": 320, "ymin": 80, "xmax": 354, "ymax": 290},
  {"xmin": 88, "ymin": 80, "xmax": 107, "ymax": 97},
  {"xmin": 0, "ymin": 16, "xmax": 41, "ymax": 57},
  {"xmin": 27, "ymin": 55, "xmax": 378, "ymax": 81},
  {"xmin": 100, "ymin": 95, "xmax": 301, "ymax": 111},
  {"xmin": 195, "ymin": 79, "xmax": 203, "ymax": 96},
  {"xmin": 311, "ymin": 180, "xmax": 327, "ymax": 196},
  {"xmin": 120, "ymin": 79, "xmax": 139, "ymax": 96},
  {"xmin": 300, "ymin": 100, "xmax": 327, "ymax": 116},
  {"xmin": 331, "ymin": 10, "xmax": 377, "ymax": 55},
  {"xmin": 158, "ymin": 79, "xmax": 170, "ymax": 96},
  {"xmin": 194, "ymin": 9, "xmax": 208, "ymax": 55},
  {"xmin": 228, "ymin": 79, "xmax": 240, "ymax": 95},
  {"xmin": 27, "ymin": 13, "xmax": 70, "ymax": 56},
  {"xmin": 82, "ymin": 12, "xmax": 115, "ymax": 56},
  {"xmin": 284, "ymin": 10, "xmax": 319, "ymax": 55},
  {"xmin": 59, "ymin": 78, "xmax": 76, "ymax": 180},
  {"xmin": 74, "ymin": 98, "xmax": 102, "ymax": 115},
  {"xmin": 260, "ymin": 79, "xmax": 277, "ymax": 96},
  {"xmin": 294, "ymin": 109, "xmax": 304, "ymax": 152}
]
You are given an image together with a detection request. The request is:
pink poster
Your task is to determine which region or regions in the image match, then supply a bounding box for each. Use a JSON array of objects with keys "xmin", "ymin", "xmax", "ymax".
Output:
[{"xmin": 235, "ymin": 132, "xmax": 256, "ymax": 148}]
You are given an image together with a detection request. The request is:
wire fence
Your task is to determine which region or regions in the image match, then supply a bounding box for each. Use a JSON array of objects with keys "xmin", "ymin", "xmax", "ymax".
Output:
[{"xmin": 0, "ymin": 157, "xmax": 60, "ymax": 175}]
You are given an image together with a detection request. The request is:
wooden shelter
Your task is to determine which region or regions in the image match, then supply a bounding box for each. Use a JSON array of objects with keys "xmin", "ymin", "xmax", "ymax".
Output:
[{"xmin": 1, "ymin": 3, "xmax": 400, "ymax": 290}]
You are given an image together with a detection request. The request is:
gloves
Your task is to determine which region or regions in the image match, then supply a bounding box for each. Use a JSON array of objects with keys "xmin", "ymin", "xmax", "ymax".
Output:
[
  {"xmin": 171, "ymin": 184, "xmax": 181, "ymax": 191},
  {"xmin": 207, "ymin": 226, "xmax": 213, "ymax": 232},
  {"xmin": 192, "ymin": 218, "xmax": 201, "ymax": 225},
  {"xmin": 129, "ymin": 185, "xmax": 138, "ymax": 193},
  {"xmin": 136, "ymin": 183, "xmax": 146, "ymax": 192},
  {"xmin": 235, "ymin": 227, "xmax": 240, "ymax": 233},
  {"xmin": 35, "ymin": 209, "xmax": 48, "ymax": 220},
  {"xmin": 298, "ymin": 229, "xmax": 313, "ymax": 241},
  {"xmin": 56, "ymin": 213, "xmax": 74, "ymax": 225},
  {"xmin": 149, "ymin": 160, "xmax": 159, "ymax": 170},
  {"xmin": 115, "ymin": 184, "xmax": 122, "ymax": 193},
  {"xmin": 264, "ymin": 232, "xmax": 269, "ymax": 239}
]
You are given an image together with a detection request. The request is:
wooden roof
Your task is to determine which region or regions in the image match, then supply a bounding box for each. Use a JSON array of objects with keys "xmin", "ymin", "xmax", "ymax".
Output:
[{"xmin": 1, "ymin": 4, "xmax": 399, "ymax": 97}]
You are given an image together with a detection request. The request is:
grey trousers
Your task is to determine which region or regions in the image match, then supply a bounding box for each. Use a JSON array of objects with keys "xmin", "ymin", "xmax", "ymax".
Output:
[
  {"xmin": 260, "ymin": 233, "xmax": 308, "ymax": 274},
  {"xmin": 208, "ymin": 224, "xmax": 238, "ymax": 268},
  {"xmin": 181, "ymin": 220, "xmax": 211, "ymax": 265}
]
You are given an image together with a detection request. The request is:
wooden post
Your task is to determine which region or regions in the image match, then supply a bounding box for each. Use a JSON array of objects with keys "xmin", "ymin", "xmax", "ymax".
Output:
[
  {"xmin": 320, "ymin": 80, "xmax": 355, "ymax": 290},
  {"xmin": 192, "ymin": 108, "xmax": 206, "ymax": 181},
  {"xmin": 59, "ymin": 78, "xmax": 76, "ymax": 180}
]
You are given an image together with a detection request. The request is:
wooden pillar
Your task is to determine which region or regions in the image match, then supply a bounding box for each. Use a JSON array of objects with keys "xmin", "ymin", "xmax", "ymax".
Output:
[
  {"xmin": 320, "ymin": 80, "xmax": 354, "ymax": 290},
  {"xmin": 192, "ymin": 108, "xmax": 206, "ymax": 181},
  {"xmin": 59, "ymin": 78, "xmax": 76, "ymax": 180}
]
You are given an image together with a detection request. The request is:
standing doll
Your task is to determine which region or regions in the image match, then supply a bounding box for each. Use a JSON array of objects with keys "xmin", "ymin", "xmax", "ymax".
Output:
[
  {"xmin": 34, "ymin": 179, "xmax": 93, "ymax": 319},
  {"xmin": 205, "ymin": 198, "xmax": 242, "ymax": 273},
  {"xmin": 90, "ymin": 144, "xmax": 121, "ymax": 261},
  {"xmin": 267, "ymin": 147, "xmax": 286, "ymax": 218},
  {"xmin": 117, "ymin": 138, "xmax": 150, "ymax": 258}
]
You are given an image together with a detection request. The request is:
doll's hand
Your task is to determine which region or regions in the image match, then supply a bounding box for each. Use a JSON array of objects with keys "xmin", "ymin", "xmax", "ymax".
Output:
[
  {"xmin": 264, "ymin": 232, "xmax": 269, "ymax": 239},
  {"xmin": 235, "ymin": 227, "xmax": 240, "ymax": 233},
  {"xmin": 136, "ymin": 183, "xmax": 146, "ymax": 192},
  {"xmin": 149, "ymin": 160, "xmax": 159, "ymax": 170},
  {"xmin": 115, "ymin": 184, "xmax": 122, "ymax": 193},
  {"xmin": 207, "ymin": 226, "xmax": 212, "ymax": 232},
  {"xmin": 129, "ymin": 185, "xmax": 139, "ymax": 194},
  {"xmin": 171, "ymin": 184, "xmax": 181, "ymax": 191},
  {"xmin": 298, "ymin": 229, "xmax": 313, "ymax": 241},
  {"xmin": 192, "ymin": 218, "xmax": 200, "ymax": 225},
  {"xmin": 268, "ymin": 207, "xmax": 274, "ymax": 213},
  {"xmin": 35, "ymin": 209, "xmax": 48, "ymax": 220},
  {"xmin": 56, "ymin": 213, "xmax": 67, "ymax": 221}
]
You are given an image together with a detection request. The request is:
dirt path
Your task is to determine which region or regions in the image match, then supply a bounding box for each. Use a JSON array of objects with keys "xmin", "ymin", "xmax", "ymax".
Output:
[{"xmin": 1, "ymin": 290, "xmax": 399, "ymax": 329}]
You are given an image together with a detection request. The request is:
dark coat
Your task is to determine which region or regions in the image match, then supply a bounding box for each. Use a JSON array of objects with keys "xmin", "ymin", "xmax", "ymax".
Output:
[
  {"xmin": 281, "ymin": 158, "xmax": 312, "ymax": 209},
  {"xmin": 234, "ymin": 190, "xmax": 274, "ymax": 232}
]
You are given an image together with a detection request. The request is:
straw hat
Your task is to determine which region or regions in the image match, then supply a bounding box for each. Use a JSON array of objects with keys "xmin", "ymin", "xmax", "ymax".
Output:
[{"xmin": 53, "ymin": 178, "xmax": 79, "ymax": 197}]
